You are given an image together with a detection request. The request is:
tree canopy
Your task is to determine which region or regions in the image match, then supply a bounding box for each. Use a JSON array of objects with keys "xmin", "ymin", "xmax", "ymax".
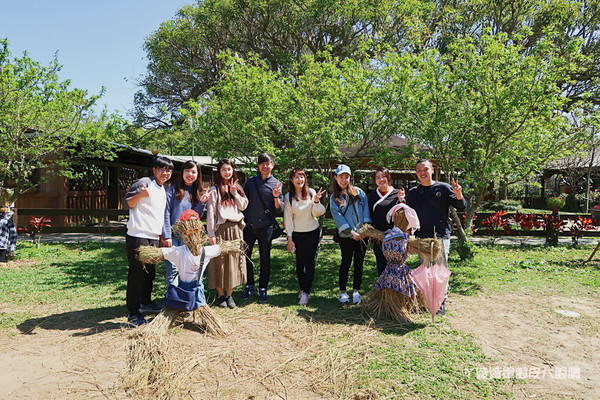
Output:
[{"xmin": 0, "ymin": 40, "xmax": 116, "ymax": 202}]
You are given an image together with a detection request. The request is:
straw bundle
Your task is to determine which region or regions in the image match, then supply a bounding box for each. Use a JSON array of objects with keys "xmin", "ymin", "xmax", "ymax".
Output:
[
  {"xmin": 172, "ymin": 219, "xmax": 207, "ymax": 256},
  {"xmin": 193, "ymin": 305, "xmax": 228, "ymax": 336},
  {"xmin": 217, "ymin": 238, "xmax": 246, "ymax": 256},
  {"xmin": 407, "ymin": 238, "xmax": 442, "ymax": 260},
  {"xmin": 393, "ymin": 208, "xmax": 409, "ymax": 232},
  {"xmin": 362, "ymin": 288, "xmax": 415, "ymax": 322},
  {"xmin": 363, "ymin": 289, "xmax": 427, "ymax": 323},
  {"xmin": 358, "ymin": 224, "xmax": 384, "ymax": 241},
  {"xmin": 138, "ymin": 246, "xmax": 164, "ymax": 264}
]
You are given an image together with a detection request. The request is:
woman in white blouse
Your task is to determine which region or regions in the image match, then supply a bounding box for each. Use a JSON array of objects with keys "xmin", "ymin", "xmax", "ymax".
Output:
[{"xmin": 284, "ymin": 168, "xmax": 326, "ymax": 305}]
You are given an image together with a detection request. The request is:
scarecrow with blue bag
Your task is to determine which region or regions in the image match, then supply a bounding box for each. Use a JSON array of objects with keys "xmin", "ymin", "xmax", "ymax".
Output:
[{"xmin": 138, "ymin": 209, "xmax": 244, "ymax": 335}]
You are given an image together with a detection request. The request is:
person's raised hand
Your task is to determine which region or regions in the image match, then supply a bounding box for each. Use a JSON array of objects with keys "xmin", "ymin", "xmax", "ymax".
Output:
[
  {"xmin": 139, "ymin": 183, "xmax": 150, "ymax": 198},
  {"xmin": 200, "ymin": 192, "xmax": 210, "ymax": 203},
  {"xmin": 273, "ymin": 181, "xmax": 282, "ymax": 198},
  {"xmin": 314, "ymin": 187, "xmax": 325, "ymax": 203},
  {"xmin": 229, "ymin": 179, "xmax": 239, "ymax": 195},
  {"xmin": 451, "ymin": 177, "xmax": 463, "ymax": 199},
  {"xmin": 397, "ymin": 188, "xmax": 406, "ymax": 202}
]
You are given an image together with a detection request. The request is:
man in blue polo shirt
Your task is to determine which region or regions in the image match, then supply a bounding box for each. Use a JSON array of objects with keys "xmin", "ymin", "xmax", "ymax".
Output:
[{"xmin": 240, "ymin": 153, "xmax": 283, "ymax": 303}]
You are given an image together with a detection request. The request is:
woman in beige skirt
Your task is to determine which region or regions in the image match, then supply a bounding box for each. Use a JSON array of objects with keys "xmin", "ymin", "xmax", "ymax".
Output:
[{"xmin": 206, "ymin": 159, "xmax": 248, "ymax": 309}]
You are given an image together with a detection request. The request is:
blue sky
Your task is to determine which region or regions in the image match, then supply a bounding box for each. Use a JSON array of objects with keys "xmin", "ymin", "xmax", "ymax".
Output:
[{"xmin": 1, "ymin": 0, "xmax": 191, "ymax": 118}]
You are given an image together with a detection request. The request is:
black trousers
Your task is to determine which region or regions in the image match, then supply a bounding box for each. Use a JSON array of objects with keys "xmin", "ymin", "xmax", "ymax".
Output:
[
  {"xmin": 338, "ymin": 236, "xmax": 367, "ymax": 292},
  {"xmin": 244, "ymin": 225, "xmax": 274, "ymax": 289},
  {"xmin": 292, "ymin": 228, "xmax": 320, "ymax": 294},
  {"xmin": 372, "ymin": 240, "xmax": 388, "ymax": 276},
  {"xmin": 126, "ymin": 235, "xmax": 159, "ymax": 316},
  {"xmin": 0, "ymin": 249, "xmax": 6, "ymax": 263}
]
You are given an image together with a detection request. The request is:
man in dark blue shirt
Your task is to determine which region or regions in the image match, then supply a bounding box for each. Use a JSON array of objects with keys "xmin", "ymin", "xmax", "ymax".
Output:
[
  {"xmin": 241, "ymin": 153, "xmax": 283, "ymax": 303},
  {"xmin": 405, "ymin": 159, "xmax": 467, "ymax": 316}
]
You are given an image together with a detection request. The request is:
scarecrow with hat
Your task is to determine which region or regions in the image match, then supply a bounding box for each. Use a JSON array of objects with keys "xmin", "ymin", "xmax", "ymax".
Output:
[
  {"xmin": 138, "ymin": 209, "xmax": 243, "ymax": 335},
  {"xmin": 360, "ymin": 204, "xmax": 443, "ymax": 322}
]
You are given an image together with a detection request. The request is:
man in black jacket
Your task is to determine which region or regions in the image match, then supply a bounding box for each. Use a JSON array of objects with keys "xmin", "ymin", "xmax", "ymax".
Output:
[{"xmin": 405, "ymin": 159, "xmax": 467, "ymax": 316}]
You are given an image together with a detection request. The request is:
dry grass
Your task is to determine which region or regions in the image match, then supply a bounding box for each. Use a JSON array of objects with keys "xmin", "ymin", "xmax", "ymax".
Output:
[{"xmin": 122, "ymin": 305, "xmax": 403, "ymax": 399}]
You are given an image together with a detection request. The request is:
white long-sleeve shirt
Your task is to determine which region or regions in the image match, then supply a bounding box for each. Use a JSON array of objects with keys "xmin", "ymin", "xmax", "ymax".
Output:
[{"xmin": 283, "ymin": 188, "xmax": 326, "ymax": 236}]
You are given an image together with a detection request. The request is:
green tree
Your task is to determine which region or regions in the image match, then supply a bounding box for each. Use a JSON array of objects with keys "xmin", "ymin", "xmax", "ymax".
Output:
[
  {"xmin": 0, "ymin": 40, "xmax": 116, "ymax": 202},
  {"xmin": 183, "ymin": 52, "xmax": 413, "ymax": 178},
  {"xmin": 134, "ymin": 0, "xmax": 428, "ymax": 129},
  {"xmin": 393, "ymin": 30, "xmax": 582, "ymax": 250}
]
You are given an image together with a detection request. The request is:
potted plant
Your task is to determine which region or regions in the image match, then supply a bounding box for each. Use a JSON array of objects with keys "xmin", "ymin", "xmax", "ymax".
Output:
[{"xmin": 547, "ymin": 197, "xmax": 565, "ymax": 212}]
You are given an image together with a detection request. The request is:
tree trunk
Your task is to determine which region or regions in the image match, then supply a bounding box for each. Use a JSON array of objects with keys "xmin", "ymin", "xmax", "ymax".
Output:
[{"xmin": 498, "ymin": 180, "xmax": 508, "ymax": 200}]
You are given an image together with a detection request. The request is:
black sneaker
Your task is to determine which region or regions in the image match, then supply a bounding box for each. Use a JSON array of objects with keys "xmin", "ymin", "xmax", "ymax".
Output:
[
  {"xmin": 258, "ymin": 288, "xmax": 268, "ymax": 303},
  {"xmin": 226, "ymin": 296, "xmax": 236, "ymax": 309},
  {"xmin": 217, "ymin": 295, "xmax": 228, "ymax": 308},
  {"xmin": 126, "ymin": 313, "xmax": 147, "ymax": 328},
  {"xmin": 240, "ymin": 285, "xmax": 255, "ymax": 300},
  {"xmin": 140, "ymin": 301, "xmax": 163, "ymax": 313},
  {"xmin": 436, "ymin": 302, "xmax": 446, "ymax": 317}
]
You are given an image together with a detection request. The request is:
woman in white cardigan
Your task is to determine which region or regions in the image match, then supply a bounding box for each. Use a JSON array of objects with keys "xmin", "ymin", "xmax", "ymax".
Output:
[
  {"xmin": 206, "ymin": 159, "xmax": 248, "ymax": 309},
  {"xmin": 284, "ymin": 168, "xmax": 326, "ymax": 305}
]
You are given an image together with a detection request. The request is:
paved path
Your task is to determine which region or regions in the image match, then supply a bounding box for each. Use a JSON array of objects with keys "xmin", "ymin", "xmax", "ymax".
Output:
[{"xmin": 19, "ymin": 233, "xmax": 599, "ymax": 246}]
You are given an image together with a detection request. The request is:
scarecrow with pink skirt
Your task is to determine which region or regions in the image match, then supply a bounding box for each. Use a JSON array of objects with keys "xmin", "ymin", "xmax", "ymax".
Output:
[{"xmin": 361, "ymin": 203, "xmax": 446, "ymax": 323}]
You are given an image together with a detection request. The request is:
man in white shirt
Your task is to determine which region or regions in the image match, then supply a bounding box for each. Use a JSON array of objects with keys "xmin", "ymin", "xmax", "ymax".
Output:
[{"xmin": 123, "ymin": 156, "xmax": 173, "ymax": 327}]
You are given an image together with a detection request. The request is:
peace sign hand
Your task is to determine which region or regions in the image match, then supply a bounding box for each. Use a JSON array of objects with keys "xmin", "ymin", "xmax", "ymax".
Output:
[
  {"xmin": 451, "ymin": 177, "xmax": 463, "ymax": 199},
  {"xmin": 314, "ymin": 187, "xmax": 325, "ymax": 203},
  {"xmin": 229, "ymin": 179, "xmax": 239, "ymax": 195},
  {"xmin": 272, "ymin": 181, "xmax": 282, "ymax": 198},
  {"xmin": 397, "ymin": 188, "xmax": 406, "ymax": 203}
]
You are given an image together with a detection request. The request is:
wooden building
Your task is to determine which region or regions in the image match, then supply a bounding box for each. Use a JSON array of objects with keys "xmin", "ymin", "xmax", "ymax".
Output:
[{"xmin": 15, "ymin": 145, "xmax": 216, "ymax": 227}]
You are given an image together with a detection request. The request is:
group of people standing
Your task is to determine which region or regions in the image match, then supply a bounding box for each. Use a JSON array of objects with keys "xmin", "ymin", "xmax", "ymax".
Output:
[{"xmin": 123, "ymin": 153, "xmax": 466, "ymax": 327}]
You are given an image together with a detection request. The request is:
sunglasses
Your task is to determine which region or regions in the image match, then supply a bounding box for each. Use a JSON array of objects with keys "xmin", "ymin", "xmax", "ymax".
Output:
[{"xmin": 184, "ymin": 227, "xmax": 203, "ymax": 235}]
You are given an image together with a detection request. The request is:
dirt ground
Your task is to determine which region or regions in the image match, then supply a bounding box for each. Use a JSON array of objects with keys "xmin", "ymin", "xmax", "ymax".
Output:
[
  {"xmin": 449, "ymin": 293, "xmax": 600, "ymax": 400},
  {"xmin": 0, "ymin": 293, "xmax": 598, "ymax": 399}
]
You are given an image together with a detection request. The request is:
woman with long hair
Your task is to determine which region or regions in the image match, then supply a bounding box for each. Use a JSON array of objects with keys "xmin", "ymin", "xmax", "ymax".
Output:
[
  {"xmin": 206, "ymin": 159, "xmax": 248, "ymax": 309},
  {"xmin": 283, "ymin": 168, "xmax": 326, "ymax": 305},
  {"xmin": 367, "ymin": 166, "xmax": 405, "ymax": 276},
  {"xmin": 162, "ymin": 160, "xmax": 209, "ymax": 287},
  {"xmin": 329, "ymin": 164, "xmax": 372, "ymax": 304}
]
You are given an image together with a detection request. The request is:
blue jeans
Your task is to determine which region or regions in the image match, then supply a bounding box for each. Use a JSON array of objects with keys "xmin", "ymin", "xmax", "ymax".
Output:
[
  {"xmin": 244, "ymin": 225, "xmax": 274, "ymax": 289},
  {"xmin": 165, "ymin": 236, "xmax": 182, "ymax": 286}
]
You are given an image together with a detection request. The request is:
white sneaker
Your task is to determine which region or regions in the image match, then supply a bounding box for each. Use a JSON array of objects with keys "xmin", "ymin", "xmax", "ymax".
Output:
[
  {"xmin": 339, "ymin": 292, "xmax": 350, "ymax": 303},
  {"xmin": 299, "ymin": 292, "xmax": 309, "ymax": 305},
  {"xmin": 352, "ymin": 292, "xmax": 361, "ymax": 304}
]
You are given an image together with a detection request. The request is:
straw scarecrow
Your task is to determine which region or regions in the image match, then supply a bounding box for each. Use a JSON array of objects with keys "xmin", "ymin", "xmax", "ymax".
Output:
[
  {"xmin": 138, "ymin": 209, "xmax": 244, "ymax": 335},
  {"xmin": 360, "ymin": 204, "xmax": 442, "ymax": 322}
]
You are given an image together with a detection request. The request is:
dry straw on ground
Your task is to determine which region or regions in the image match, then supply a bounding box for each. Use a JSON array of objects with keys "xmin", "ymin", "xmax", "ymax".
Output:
[{"xmin": 122, "ymin": 305, "xmax": 405, "ymax": 399}]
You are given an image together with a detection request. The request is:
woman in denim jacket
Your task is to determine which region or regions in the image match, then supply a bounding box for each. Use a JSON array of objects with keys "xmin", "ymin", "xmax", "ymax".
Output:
[{"xmin": 329, "ymin": 164, "xmax": 372, "ymax": 304}]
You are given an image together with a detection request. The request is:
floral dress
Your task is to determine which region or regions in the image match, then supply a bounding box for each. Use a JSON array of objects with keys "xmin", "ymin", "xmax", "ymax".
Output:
[{"xmin": 373, "ymin": 227, "xmax": 418, "ymax": 298}]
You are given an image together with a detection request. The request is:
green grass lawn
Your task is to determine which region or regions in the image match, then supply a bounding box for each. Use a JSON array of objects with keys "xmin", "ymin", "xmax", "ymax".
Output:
[{"xmin": 1, "ymin": 239, "xmax": 599, "ymax": 398}]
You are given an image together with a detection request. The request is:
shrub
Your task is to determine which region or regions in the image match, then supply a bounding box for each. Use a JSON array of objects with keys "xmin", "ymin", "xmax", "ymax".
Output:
[
  {"xmin": 481, "ymin": 199, "xmax": 522, "ymax": 211},
  {"xmin": 546, "ymin": 197, "xmax": 566, "ymax": 210}
]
